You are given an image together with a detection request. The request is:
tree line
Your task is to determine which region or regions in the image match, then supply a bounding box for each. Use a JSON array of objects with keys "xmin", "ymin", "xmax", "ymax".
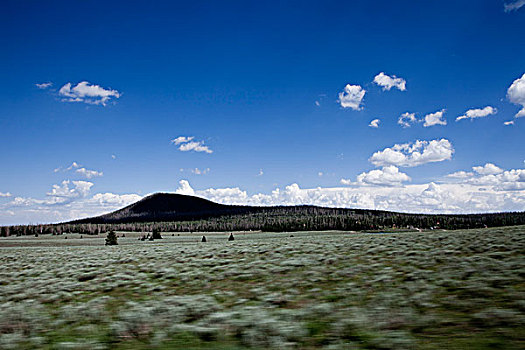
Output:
[{"xmin": 2, "ymin": 206, "xmax": 525, "ymax": 236}]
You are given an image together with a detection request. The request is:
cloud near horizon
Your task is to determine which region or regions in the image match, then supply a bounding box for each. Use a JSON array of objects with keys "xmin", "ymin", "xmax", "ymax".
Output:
[{"xmin": 2, "ymin": 165, "xmax": 524, "ymax": 226}]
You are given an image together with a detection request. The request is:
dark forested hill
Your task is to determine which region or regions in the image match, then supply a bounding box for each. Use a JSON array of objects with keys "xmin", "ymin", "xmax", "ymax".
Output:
[
  {"xmin": 72, "ymin": 193, "xmax": 248, "ymax": 223},
  {"xmin": 2, "ymin": 193, "xmax": 525, "ymax": 236}
]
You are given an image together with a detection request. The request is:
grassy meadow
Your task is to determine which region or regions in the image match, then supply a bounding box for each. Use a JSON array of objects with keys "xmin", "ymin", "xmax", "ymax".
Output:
[{"xmin": 0, "ymin": 227, "xmax": 524, "ymax": 349}]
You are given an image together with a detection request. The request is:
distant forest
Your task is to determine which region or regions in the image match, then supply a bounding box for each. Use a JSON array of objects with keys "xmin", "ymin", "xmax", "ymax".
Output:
[{"xmin": 2, "ymin": 205, "xmax": 525, "ymax": 236}]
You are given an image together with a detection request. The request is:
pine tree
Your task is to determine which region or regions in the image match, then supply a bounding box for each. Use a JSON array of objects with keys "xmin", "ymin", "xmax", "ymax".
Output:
[
  {"xmin": 105, "ymin": 230, "xmax": 118, "ymax": 245},
  {"xmin": 152, "ymin": 229, "xmax": 162, "ymax": 240}
]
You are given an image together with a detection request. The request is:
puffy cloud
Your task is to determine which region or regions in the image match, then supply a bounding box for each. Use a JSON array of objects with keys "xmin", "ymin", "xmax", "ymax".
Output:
[
  {"xmin": 373, "ymin": 72, "xmax": 406, "ymax": 91},
  {"xmin": 35, "ymin": 82, "xmax": 52, "ymax": 89},
  {"xmin": 170, "ymin": 180, "xmax": 525, "ymax": 215},
  {"xmin": 3, "ymin": 171, "xmax": 525, "ymax": 225},
  {"xmin": 75, "ymin": 168, "xmax": 103, "ymax": 179},
  {"xmin": 171, "ymin": 136, "xmax": 194, "ymax": 145},
  {"xmin": 89, "ymin": 193, "xmax": 142, "ymax": 207},
  {"xmin": 179, "ymin": 141, "xmax": 213, "ymax": 153},
  {"xmin": 338, "ymin": 84, "xmax": 365, "ymax": 110},
  {"xmin": 504, "ymin": 0, "xmax": 525, "ymax": 12},
  {"xmin": 66, "ymin": 162, "xmax": 80, "ymax": 171},
  {"xmin": 446, "ymin": 171, "xmax": 474, "ymax": 179},
  {"xmin": 423, "ymin": 109, "xmax": 447, "ymax": 127},
  {"xmin": 473, "ymin": 163, "xmax": 504, "ymax": 175},
  {"xmin": 45, "ymin": 180, "xmax": 94, "ymax": 205},
  {"xmin": 368, "ymin": 119, "xmax": 380, "ymax": 128},
  {"xmin": 507, "ymin": 73, "xmax": 525, "ymax": 117},
  {"xmin": 0, "ymin": 192, "xmax": 12, "ymax": 197},
  {"xmin": 356, "ymin": 166, "xmax": 411, "ymax": 187},
  {"xmin": 397, "ymin": 112, "xmax": 417, "ymax": 128},
  {"xmin": 1, "ymin": 179, "xmax": 142, "ymax": 224},
  {"xmin": 55, "ymin": 162, "xmax": 103, "ymax": 179},
  {"xmin": 369, "ymin": 139, "xmax": 454, "ymax": 167},
  {"xmin": 59, "ymin": 81, "xmax": 121, "ymax": 106},
  {"xmin": 171, "ymin": 136, "xmax": 213, "ymax": 154},
  {"xmin": 504, "ymin": 120, "xmax": 515, "ymax": 126},
  {"xmin": 456, "ymin": 106, "xmax": 497, "ymax": 121},
  {"xmin": 444, "ymin": 166, "xmax": 525, "ymax": 192},
  {"xmin": 175, "ymin": 180, "xmax": 196, "ymax": 196}
]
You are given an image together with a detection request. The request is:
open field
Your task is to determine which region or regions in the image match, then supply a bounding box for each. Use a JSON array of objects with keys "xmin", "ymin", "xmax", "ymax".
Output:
[{"xmin": 0, "ymin": 227, "xmax": 524, "ymax": 349}]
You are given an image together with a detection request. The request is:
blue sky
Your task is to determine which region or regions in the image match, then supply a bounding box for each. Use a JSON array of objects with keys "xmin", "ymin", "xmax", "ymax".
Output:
[{"xmin": 1, "ymin": 0, "xmax": 524, "ymax": 225}]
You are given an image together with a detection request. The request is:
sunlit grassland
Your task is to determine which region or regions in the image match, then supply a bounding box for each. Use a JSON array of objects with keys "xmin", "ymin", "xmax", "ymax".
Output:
[{"xmin": 0, "ymin": 226, "xmax": 524, "ymax": 349}]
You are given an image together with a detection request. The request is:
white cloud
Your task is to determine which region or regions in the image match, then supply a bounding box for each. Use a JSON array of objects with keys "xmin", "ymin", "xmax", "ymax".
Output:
[
  {"xmin": 35, "ymin": 82, "xmax": 52, "ymax": 89},
  {"xmin": 2, "ymin": 187, "xmax": 142, "ymax": 225},
  {"xmin": 190, "ymin": 168, "xmax": 210, "ymax": 175},
  {"xmin": 3, "ymin": 169, "xmax": 525, "ymax": 225},
  {"xmin": 397, "ymin": 112, "xmax": 417, "ymax": 128},
  {"xmin": 423, "ymin": 109, "xmax": 447, "ymax": 127},
  {"xmin": 58, "ymin": 81, "xmax": 121, "ymax": 106},
  {"xmin": 66, "ymin": 162, "xmax": 80, "ymax": 171},
  {"xmin": 373, "ymin": 72, "xmax": 406, "ymax": 91},
  {"xmin": 443, "ymin": 165, "xmax": 525, "ymax": 192},
  {"xmin": 89, "ymin": 193, "xmax": 142, "ymax": 207},
  {"xmin": 45, "ymin": 180, "xmax": 94, "ymax": 205},
  {"xmin": 111, "ymin": 154, "xmax": 117, "ymax": 159},
  {"xmin": 340, "ymin": 178, "xmax": 352, "ymax": 185},
  {"xmin": 0, "ymin": 192, "xmax": 12, "ymax": 197},
  {"xmin": 504, "ymin": 120, "xmax": 515, "ymax": 126},
  {"xmin": 356, "ymin": 166, "xmax": 411, "ymax": 187},
  {"xmin": 171, "ymin": 180, "xmax": 525, "ymax": 215},
  {"xmin": 56, "ymin": 162, "xmax": 103, "ymax": 179},
  {"xmin": 171, "ymin": 136, "xmax": 213, "ymax": 154},
  {"xmin": 257, "ymin": 169, "xmax": 264, "ymax": 176},
  {"xmin": 507, "ymin": 73, "xmax": 525, "ymax": 117},
  {"xmin": 178, "ymin": 141, "xmax": 213, "ymax": 153},
  {"xmin": 338, "ymin": 84, "xmax": 365, "ymax": 110},
  {"xmin": 171, "ymin": 136, "xmax": 195, "ymax": 145},
  {"xmin": 473, "ymin": 163, "xmax": 504, "ymax": 175},
  {"xmin": 456, "ymin": 106, "xmax": 497, "ymax": 121},
  {"xmin": 75, "ymin": 168, "xmax": 103, "ymax": 179},
  {"xmin": 504, "ymin": 0, "xmax": 525, "ymax": 12},
  {"xmin": 368, "ymin": 119, "xmax": 380, "ymax": 128},
  {"xmin": 369, "ymin": 139, "xmax": 454, "ymax": 167},
  {"xmin": 446, "ymin": 171, "xmax": 474, "ymax": 179},
  {"xmin": 175, "ymin": 180, "xmax": 196, "ymax": 196}
]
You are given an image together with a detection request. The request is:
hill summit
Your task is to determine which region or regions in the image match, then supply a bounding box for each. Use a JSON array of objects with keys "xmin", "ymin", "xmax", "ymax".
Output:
[{"xmin": 72, "ymin": 193, "xmax": 249, "ymax": 224}]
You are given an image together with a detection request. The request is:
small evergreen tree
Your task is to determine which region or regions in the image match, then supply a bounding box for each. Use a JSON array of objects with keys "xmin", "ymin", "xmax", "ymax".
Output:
[
  {"xmin": 201, "ymin": 235, "xmax": 207, "ymax": 242},
  {"xmin": 105, "ymin": 230, "xmax": 118, "ymax": 245},
  {"xmin": 152, "ymin": 229, "xmax": 162, "ymax": 240}
]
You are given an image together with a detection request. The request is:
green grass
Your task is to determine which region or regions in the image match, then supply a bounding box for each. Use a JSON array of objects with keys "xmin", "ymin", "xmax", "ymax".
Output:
[{"xmin": 0, "ymin": 226, "xmax": 524, "ymax": 349}]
